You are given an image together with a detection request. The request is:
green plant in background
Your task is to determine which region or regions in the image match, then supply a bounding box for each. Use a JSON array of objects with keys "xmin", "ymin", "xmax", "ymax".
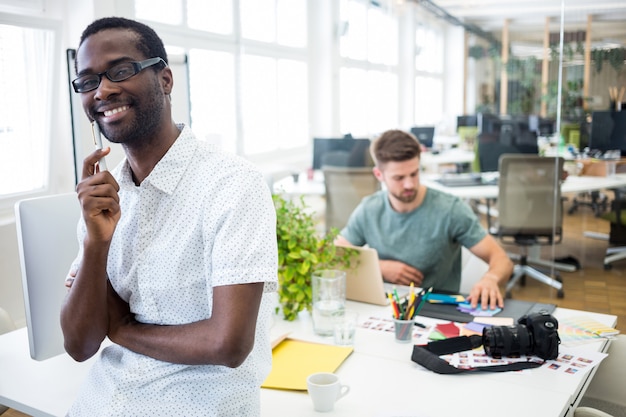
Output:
[
  {"xmin": 273, "ymin": 194, "xmax": 358, "ymax": 321},
  {"xmin": 468, "ymin": 45, "xmax": 486, "ymax": 60},
  {"xmin": 607, "ymin": 48, "xmax": 625, "ymax": 73},
  {"xmin": 505, "ymin": 56, "xmax": 541, "ymax": 115},
  {"xmin": 543, "ymin": 79, "xmax": 589, "ymax": 121},
  {"xmin": 590, "ymin": 47, "xmax": 625, "ymax": 74}
]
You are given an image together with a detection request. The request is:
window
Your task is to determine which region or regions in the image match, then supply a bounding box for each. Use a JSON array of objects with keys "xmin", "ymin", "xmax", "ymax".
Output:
[
  {"xmin": 188, "ymin": 49, "xmax": 237, "ymax": 153},
  {"xmin": 0, "ymin": 22, "xmax": 56, "ymax": 198},
  {"xmin": 135, "ymin": 0, "xmax": 183, "ymax": 25},
  {"xmin": 136, "ymin": 0, "xmax": 308, "ymax": 158},
  {"xmin": 340, "ymin": 68, "xmax": 398, "ymax": 136},
  {"xmin": 240, "ymin": 55, "xmax": 308, "ymax": 155},
  {"xmin": 340, "ymin": 0, "xmax": 398, "ymax": 65},
  {"xmin": 187, "ymin": 0, "xmax": 233, "ymax": 34},
  {"xmin": 414, "ymin": 21, "xmax": 444, "ymax": 126},
  {"xmin": 339, "ymin": 0, "xmax": 399, "ymax": 136}
]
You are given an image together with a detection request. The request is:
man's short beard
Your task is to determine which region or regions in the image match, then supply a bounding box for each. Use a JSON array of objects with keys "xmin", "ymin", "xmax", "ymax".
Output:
[
  {"xmin": 100, "ymin": 78, "xmax": 166, "ymax": 147},
  {"xmin": 392, "ymin": 189, "xmax": 417, "ymax": 203}
]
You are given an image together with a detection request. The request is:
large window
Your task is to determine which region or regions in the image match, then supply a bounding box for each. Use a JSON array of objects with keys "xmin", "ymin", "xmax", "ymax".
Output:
[
  {"xmin": 339, "ymin": 0, "xmax": 399, "ymax": 136},
  {"xmin": 0, "ymin": 22, "xmax": 56, "ymax": 198},
  {"xmin": 136, "ymin": 0, "xmax": 308, "ymax": 158},
  {"xmin": 414, "ymin": 21, "xmax": 445, "ymax": 126}
]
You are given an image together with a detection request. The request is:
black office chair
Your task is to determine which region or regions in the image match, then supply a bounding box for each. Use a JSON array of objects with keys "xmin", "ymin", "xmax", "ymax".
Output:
[
  {"xmin": 487, "ymin": 154, "xmax": 565, "ymax": 298},
  {"xmin": 599, "ymin": 188, "xmax": 626, "ymax": 269}
]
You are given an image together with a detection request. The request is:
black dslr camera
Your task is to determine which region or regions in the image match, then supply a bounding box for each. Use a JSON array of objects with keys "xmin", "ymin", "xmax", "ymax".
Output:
[{"xmin": 482, "ymin": 311, "xmax": 560, "ymax": 360}]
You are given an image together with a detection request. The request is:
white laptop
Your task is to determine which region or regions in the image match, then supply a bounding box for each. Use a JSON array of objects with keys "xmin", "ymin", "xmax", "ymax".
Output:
[
  {"xmin": 337, "ymin": 245, "xmax": 401, "ymax": 306},
  {"xmin": 15, "ymin": 193, "xmax": 80, "ymax": 360}
]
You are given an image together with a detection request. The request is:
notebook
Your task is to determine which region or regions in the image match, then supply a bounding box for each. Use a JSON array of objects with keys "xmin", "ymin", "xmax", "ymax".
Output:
[
  {"xmin": 262, "ymin": 338, "xmax": 353, "ymax": 391},
  {"xmin": 337, "ymin": 245, "xmax": 390, "ymax": 306}
]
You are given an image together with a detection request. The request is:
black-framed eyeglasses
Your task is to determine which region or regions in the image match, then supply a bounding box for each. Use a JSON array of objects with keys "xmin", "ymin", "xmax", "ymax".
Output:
[{"xmin": 72, "ymin": 57, "xmax": 167, "ymax": 93}]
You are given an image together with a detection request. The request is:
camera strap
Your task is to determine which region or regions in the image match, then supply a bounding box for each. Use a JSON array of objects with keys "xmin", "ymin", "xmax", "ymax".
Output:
[{"xmin": 411, "ymin": 335, "xmax": 545, "ymax": 374}]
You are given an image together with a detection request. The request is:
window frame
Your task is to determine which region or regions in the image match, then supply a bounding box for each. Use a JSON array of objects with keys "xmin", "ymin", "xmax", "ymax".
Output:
[{"xmin": 0, "ymin": 13, "xmax": 63, "ymax": 218}]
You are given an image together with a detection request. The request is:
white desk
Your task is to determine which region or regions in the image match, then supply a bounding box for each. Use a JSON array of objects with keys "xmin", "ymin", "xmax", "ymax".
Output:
[
  {"xmin": 273, "ymin": 170, "xmax": 326, "ymax": 197},
  {"xmin": 0, "ymin": 301, "xmax": 615, "ymax": 417},
  {"xmin": 420, "ymin": 148, "xmax": 475, "ymax": 173},
  {"xmin": 422, "ymin": 173, "xmax": 626, "ymax": 201},
  {"xmin": 271, "ymin": 148, "xmax": 477, "ymax": 197}
]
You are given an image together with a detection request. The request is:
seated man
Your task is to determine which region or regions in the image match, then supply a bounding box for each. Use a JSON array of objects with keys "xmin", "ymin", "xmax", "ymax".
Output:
[{"xmin": 335, "ymin": 129, "xmax": 513, "ymax": 309}]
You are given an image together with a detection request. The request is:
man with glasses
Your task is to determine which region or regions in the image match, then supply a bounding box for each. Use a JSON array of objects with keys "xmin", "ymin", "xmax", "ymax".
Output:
[{"xmin": 61, "ymin": 17, "xmax": 277, "ymax": 416}]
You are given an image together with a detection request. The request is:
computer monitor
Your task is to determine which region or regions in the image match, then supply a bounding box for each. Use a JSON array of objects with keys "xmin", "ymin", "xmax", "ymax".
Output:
[
  {"xmin": 590, "ymin": 111, "xmax": 626, "ymax": 156},
  {"xmin": 528, "ymin": 115, "xmax": 556, "ymax": 136},
  {"xmin": 409, "ymin": 126, "xmax": 435, "ymax": 149},
  {"xmin": 477, "ymin": 113, "xmax": 539, "ymax": 172},
  {"xmin": 312, "ymin": 136, "xmax": 372, "ymax": 170},
  {"xmin": 457, "ymin": 115, "xmax": 478, "ymax": 128}
]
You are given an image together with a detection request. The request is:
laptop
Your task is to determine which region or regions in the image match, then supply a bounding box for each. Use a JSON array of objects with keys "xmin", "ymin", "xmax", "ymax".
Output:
[
  {"xmin": 338, "ymin": 245, "xmax": 390, "ymax": 306},
  {"xmin": 15, "ymin": 193, "xmax": 80, "ymax": 360},
  {"xmin": 435, "ymin": 173, "xmax": 499, "ymax": 188}
]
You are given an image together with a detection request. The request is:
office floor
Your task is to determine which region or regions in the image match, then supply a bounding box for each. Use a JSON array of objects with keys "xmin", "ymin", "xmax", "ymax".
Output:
[
  {"xmin": 1, "ymin": 409, "xmax": 28, "ymax": 417},
  {"xmin": 497, "ymin": 190, "xmax": 626, "ymax": 333}
]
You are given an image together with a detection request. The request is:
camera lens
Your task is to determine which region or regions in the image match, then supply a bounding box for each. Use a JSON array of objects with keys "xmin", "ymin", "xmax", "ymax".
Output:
[{"xmin": 483, "ymin": 325, "xmax": 533, "ymax": 358}]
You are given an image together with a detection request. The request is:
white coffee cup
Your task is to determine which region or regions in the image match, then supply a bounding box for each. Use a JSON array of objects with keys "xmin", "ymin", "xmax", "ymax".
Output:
[{"xmin": 306, "ymin": 372, "xmax": 350, "ymax": 412}]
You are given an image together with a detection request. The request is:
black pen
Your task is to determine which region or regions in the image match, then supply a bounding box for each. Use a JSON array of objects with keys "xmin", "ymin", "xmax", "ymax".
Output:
[{"xmin": 414, "ymin": 321, "xmax": 427, "ymax": 328}]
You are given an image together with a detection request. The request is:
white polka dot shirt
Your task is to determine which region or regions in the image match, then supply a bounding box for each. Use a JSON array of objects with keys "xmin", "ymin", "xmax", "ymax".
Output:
[{"xmin": 68, "ymin": 125, "xmax": 278, "ymax": 416}]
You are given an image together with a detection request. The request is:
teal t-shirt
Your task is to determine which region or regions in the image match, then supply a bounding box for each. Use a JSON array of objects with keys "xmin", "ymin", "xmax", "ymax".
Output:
[{"xmin": 340, "ymin": 188, "xmax": 486, "ymax": 292}]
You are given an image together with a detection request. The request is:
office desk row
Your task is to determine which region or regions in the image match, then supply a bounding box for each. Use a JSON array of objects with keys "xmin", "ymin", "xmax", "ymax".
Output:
[
  {"xmin": 273, "ymin": 162, "xmax": 626, "ymax": 202},
  {"xmin": 422, "ymin": 173, "xmax": 626, "ymax": 201},
  {"xmin": 0, "ymin": 300, "xmax": 616, "ymax": 417}
]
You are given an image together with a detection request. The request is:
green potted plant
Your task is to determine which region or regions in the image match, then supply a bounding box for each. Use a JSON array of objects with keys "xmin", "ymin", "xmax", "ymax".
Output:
[{"xmin": 273, "ymin": 194, "xmax": 358, "ymax": 321}]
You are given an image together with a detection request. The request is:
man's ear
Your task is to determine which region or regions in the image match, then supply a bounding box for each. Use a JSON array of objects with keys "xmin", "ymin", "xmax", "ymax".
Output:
[
  {"xmin": 160, "ymin": 67, "xmax": 174, "ymax": 95},
  {"xmin": 373, "ymin": 166, "xmax": 383, "ymax": 181}
]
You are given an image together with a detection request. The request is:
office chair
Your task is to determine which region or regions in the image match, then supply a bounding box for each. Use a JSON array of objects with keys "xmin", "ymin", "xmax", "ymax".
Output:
[
  {"xmin": 322, "ymin": 166, "xmax": 380, "ymax": 232},
  {"xmin": 487, "ymin": 155, "xmax": 565, "ymax": 298},
  {"xmin": 15, "ymin": 192, "xmax": 81, "ymax": 360},
  {"xmin": 575, "ymin": 334, "xmax": 626, "ymax": 417},
  {"xmin": 599, "ymin": 188, "xmax": 626, "ymax": 269}
]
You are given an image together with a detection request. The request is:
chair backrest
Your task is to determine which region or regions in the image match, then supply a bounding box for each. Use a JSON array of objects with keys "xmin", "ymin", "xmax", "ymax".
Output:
[
  {"xmin": 495, "ymin": 155, "xmax": 564, "ymax": 243},
  {"xmin": 322, "ymin": 166, "xmax": 380, "ymax": 232},
  {"xmin": 15, "ymin": 192, "xmax": 80, "ymax": 360}
]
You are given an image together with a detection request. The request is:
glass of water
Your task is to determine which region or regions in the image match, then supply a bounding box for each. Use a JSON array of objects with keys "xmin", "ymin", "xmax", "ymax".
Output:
[
  {"xmin": 311, "ymin": 270, "xmax": 346, "ymax": 336},
  {"xmin": 333, "ymin": 310, "xmax": 358, "ymax": 345}
]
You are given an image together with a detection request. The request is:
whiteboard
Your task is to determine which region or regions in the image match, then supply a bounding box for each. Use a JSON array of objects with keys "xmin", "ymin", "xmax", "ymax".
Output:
[{"xmin": 66, "ymin": 49, "xmax": 190, "ymax": 184}]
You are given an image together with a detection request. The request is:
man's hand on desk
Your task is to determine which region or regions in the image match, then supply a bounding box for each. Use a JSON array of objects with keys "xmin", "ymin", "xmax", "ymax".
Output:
[
  {"xmin": 466, "ymin": 273, "xmax": 504, "ymax": 311},
  {"xmin": 379, "ymin": 259, "xmax": 424, "ymax": 286}
]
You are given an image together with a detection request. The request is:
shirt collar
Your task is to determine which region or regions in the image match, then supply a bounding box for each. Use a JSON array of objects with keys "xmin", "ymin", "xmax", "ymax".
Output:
[{"xmin": 118, "ymin": 124, "xmax": 197, "ymax": 194}]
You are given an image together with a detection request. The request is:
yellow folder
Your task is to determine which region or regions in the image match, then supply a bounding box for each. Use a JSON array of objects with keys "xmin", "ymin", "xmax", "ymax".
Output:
[{"xmin": 262, "ymin": 338, "xmax": 354, "ymax": 391}]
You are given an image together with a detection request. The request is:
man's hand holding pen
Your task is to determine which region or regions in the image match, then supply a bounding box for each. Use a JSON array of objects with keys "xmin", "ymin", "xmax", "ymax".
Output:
[{"xmin": 76, "ymin": 147, "xmax": 121, "ymax": 243}]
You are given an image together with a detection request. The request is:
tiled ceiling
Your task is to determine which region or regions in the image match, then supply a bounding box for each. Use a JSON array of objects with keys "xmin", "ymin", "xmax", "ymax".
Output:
[{"xmin": 424, "ymin": 0, "xmax": 626, "ymax": 47}]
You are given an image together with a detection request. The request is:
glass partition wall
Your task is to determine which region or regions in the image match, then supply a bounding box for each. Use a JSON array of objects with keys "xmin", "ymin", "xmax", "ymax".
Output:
[{"xmin": 461, "ymin": 1, "xmax": 626, "ymax": 298}]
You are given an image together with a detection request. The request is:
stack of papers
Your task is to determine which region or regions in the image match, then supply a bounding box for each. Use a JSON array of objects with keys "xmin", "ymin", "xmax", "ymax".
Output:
[{"xmin": 559, "ymin": 316, "xmax": 620, "ymax": 338}]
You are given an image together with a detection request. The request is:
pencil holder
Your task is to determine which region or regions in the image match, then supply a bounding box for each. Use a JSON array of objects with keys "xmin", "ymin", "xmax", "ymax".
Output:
[{"xmin": 393, "ymin": 318, "xmax": 413, "ymax": 343}]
